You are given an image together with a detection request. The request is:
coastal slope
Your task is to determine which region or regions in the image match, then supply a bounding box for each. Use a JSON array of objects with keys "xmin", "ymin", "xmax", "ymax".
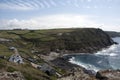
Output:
[
  {"xmin": 20, "ymin": 28, "xmax": 115, "ymax": 54},
  {"xmin": 0, "ymin": 28, "xmax": 116, "ymax": 80}
]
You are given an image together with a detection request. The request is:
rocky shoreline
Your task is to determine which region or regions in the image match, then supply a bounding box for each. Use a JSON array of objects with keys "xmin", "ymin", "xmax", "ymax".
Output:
[
  {"xmin": 51, "ymin": 42, "xmax": 120, "ymax": 80},
  {"xmin": 51, "ymin": 53, "xmax": 120, "ymax": 80},
  {"xmin": 0, "ymin": 28, "xmax": 119, "ymax": 80},
  {"xmin": 51, "ymin": 56, "xmax": 97, "ymax": 80}
]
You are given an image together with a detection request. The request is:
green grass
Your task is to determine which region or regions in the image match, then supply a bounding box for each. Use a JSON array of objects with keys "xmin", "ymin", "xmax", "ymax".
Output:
[
  {"xmin": 0, "ymin": 59, "xmax": 6, "ymax": 69},
  {"xmin": 22, "ymin": 32, "xmax": 46, "ymax": 39},
  {"xmin": 7, "ymin": 30, "xmax": 30, "ymax": 35},
  {"xmin": 0, "ymin": 59, "xmax": 50, "ymax": 80},
  {"xmin": 0, "ymin": 44, "xmax": 13, "ymax": 57},
  {"xmin": 6, "ymin": 66, "xmax": 17, "ymax": 72},
  {"xmin": 0, "ymin": 31, "xmax": 20, "ymax": 39}
]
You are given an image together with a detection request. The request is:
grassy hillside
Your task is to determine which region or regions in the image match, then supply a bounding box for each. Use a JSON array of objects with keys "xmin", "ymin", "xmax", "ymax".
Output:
[{"xmin": 0, "ymin": 28, "xmax": 114, "ymax": 80}]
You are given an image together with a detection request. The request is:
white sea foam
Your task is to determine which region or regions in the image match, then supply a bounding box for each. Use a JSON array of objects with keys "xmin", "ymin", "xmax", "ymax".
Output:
[
  {"xmin": 95, "ymin": 44, "xmax": 118, "ymax": 57},
  {"xmin": 69, "ymin": 37, "xmax": 120, "ymax": 72},
  {"xmin": 109, "ymin": 53, "xmax": 118, "ymax": 56},
  {"xmin": 69, "ymin": 57, "xmax": 99, "ymax": 72}
]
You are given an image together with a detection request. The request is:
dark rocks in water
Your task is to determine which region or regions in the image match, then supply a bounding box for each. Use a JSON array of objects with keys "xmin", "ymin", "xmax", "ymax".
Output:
[
  {"xmin": 114, "ymin": 42, "xmax": 118, "ymax": 44},
  {"xmin": 96, "ymin": 70, "xmax": 120, "ymax": 80}
]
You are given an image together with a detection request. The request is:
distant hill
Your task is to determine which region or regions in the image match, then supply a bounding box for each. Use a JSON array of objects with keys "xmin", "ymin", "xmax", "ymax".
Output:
[{"xmin": 106, "ymin": 31, "xmax": 120, "ymax": 38}]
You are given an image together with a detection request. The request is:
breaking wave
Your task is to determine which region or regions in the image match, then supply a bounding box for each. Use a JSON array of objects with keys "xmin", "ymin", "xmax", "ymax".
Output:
[{"xmin": 69, "ymin": 37, "xmax": 120, "ymax": 72}]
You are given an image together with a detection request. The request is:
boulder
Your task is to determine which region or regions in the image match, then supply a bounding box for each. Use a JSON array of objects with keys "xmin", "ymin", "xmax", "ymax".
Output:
[{"xmin": 96, "ymin": 70, "xmax": 120, "ymax": 80}]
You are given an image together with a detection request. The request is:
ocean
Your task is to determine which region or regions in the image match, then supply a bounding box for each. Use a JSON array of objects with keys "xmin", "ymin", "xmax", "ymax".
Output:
[{"xmin": 69, "ymin": 37, "xmax": 120, "ymax": 72}]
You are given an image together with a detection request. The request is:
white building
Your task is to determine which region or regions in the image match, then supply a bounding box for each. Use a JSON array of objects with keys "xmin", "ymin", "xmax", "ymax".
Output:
[{"xmin": 9, "ymin": 54, "xmax": 23, "ymax": 64}]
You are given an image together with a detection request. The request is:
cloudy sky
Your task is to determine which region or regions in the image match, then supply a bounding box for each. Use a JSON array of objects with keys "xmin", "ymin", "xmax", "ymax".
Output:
[{"xmin": 0, "ymin": 0, "xmax": 120, "ymax": 31}]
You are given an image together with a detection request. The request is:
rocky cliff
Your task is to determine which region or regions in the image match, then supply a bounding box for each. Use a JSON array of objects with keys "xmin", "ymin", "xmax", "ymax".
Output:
[
  {"xmin": 51, "ymin": 28, "xmax": 114, "ymax": 53},
  {"xmin": 20, "ymin": 28, "xmax": 115, "ymax": 54}
]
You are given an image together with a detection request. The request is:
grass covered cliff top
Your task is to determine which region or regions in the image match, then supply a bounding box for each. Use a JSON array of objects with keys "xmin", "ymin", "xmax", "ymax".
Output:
[{"xmin": 0, "ymin": 28, "xmax": 114, "ymax": 54}]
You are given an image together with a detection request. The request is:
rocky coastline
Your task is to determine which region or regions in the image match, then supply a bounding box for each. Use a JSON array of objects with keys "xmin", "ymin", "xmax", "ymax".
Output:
[
  {"xmin": 48, "ymin": 28, "xmax": 120, "ymax": 80},
  {"xmin": 50, "ymin": 37, "xmax": 119, "ymax": 80},
  {"xmin": 51, "ymin": 47, "xmax": 120, "ymax": 80},
  {"xmin": 0, "ymin": 28, "xmax": 119, "ymax": 80}
]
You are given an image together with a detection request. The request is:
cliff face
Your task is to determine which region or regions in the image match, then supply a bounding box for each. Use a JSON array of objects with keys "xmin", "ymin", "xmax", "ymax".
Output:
[
  {"xmin": 18, "ymin": 28, "xmax": 115, "ymax": 54},
  {"xmin": 50, "ymin": 28, "xmax": 114, "ymax": 53},
  {"xmin": 0, "ymin": 28, "xmax": 114, "ymax": 55}
]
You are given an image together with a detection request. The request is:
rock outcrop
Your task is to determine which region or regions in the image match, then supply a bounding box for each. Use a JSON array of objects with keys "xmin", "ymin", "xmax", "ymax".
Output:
[
  {"xmin": 96, "ymin": 70, "xmax": 120, "ymax": 80},
  {"xmin": 58, "ymin": 67, "xmax": 97, "ymax": 80},
  {"xmin": 0, "ymin": 71, "xmax": 25, "ymax": 80}
]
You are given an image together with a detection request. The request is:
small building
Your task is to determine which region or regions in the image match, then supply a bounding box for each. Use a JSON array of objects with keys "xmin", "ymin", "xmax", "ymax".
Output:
[
  {"xmin": 9, "ymin": 54, "xmax": 23, "ymax": 64},
  {"xmin": 38, "ymin": 63, "xmax": 56, "ymax": 75}
]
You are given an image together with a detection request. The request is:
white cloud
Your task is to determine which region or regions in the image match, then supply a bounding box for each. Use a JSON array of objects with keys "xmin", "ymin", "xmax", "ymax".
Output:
[
  {"xmin": 99, "ymin": 24, "xmax": 120, "ymax": 32},
  {"xmin": 0, "ymin": 14, "xmax": 100, "ymax": 30},
  {"xmin": 0, "ymin": 14, "xmax": 120, "ymax": 31}
]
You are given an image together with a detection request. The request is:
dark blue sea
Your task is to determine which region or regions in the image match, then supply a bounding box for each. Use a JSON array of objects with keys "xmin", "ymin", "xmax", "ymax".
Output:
[{"xmin": 69, "ymin": 37, "xmax": 120, "ymax": 72}]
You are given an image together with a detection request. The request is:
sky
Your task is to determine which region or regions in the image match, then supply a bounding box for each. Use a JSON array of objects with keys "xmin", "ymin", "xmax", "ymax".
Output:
[{"xmin": 0, "ymin": 0, "xmax": 120, "ymax": 31}]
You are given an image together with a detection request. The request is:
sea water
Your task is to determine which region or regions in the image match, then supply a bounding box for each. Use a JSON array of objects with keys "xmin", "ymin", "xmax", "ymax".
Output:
[{"xmin": 69, "ymin": 37, "xmax": 120, "ymax": 72}]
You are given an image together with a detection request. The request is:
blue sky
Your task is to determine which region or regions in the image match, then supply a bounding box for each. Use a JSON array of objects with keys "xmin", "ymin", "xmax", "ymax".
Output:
[{"xmin": 0, "ymin": 0, "xmax": 120, "ymax": 31}]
